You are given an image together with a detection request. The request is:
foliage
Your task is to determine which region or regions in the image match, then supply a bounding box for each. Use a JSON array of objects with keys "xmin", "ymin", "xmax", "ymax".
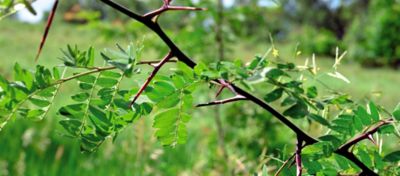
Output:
[
  {"xmin": 1, "ymin": 0, "xmax": 400, "ymax": 175},
  {"xmin": 345, "ymin": 0, "xmax": 400, "ymax": 67},
  {"xmin": 294, "ymin": 25, "xmax": 340, "ymax": 56},
  {"xmin": 0, "ymin": 0, "xmax": 36, "ymax": 19}
]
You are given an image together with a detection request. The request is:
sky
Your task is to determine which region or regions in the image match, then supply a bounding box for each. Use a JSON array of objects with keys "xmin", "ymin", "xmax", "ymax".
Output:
[
  {"xmin": 16, "ymin": 0, "xmax": 341, "ymax": 23},
  {"xmin": 16, "ymin": 0, "xmax": 55, "ymax": 23}
]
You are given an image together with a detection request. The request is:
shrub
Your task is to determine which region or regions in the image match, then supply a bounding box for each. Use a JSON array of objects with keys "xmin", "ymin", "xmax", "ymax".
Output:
[
  {"xmin": 295, "ymin": 25, "xmax": 340, "ymax": 56},
  {"xmin": 345, "ymin": 0, "xmax": 400, "ymax": 68}
]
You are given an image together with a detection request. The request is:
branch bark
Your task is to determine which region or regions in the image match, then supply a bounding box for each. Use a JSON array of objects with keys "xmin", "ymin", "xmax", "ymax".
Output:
[
  {"xmin": 295, "ymin": 137, "xmax": 303, "ymax": 176},
  {"xmin": 334, "ymin": 119, "xmax": 393, "ymax": 176}
]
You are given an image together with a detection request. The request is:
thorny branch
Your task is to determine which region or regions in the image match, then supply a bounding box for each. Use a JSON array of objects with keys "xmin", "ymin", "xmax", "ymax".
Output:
[
  {"xmin": 36, "ymin": 0, "xmax": 393, "ymax": 174},
  {"xmin": 334, "ymin": 119, "xmax": 394, "ymax": 176},
  {"xmin": 99, "ymin": 0, "xmax": 321, "ymax": 167},
  {"xmin": 99, "ymin": 0, "xmax": 318, "ymax": 145},
  {"xmin": 129, "ymin": 51, "xmax": 174, "ymax": 107},
  {"xmin": 295, "ymin": 138, "xmax": 303, "ymax": 176}
]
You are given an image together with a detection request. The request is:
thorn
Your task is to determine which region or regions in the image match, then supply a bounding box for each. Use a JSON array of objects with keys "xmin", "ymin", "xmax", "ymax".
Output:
[
  {"xmin": 367, "ymin": 134, "xmax": 377, "ymax": 146},
  {"xmin": 35, "ymin": 0, "xmax": 59, "ymax": 62}
]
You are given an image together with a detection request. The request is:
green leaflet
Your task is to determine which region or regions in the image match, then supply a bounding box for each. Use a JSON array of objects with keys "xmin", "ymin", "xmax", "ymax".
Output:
[
  {"xmin": 368, "ymin": 101, "xmax": 380, "ymax": 122},
  {"xmin": 59, "ymin": 69, "xmax": 131, "ymax": 152},
  {"xmin": 153, "ymin": 108, "xmax": 192, "ymax": 146},
  {"xmin": 283, "ymin": 102, "xmax": 309, "ymax": 119},
  {"xmin": 61, "ymin": 45, "xmax": 95, "ymax": 68},
  {"xmin": 392, "ymin": 103, "xmax": 400, "ymax": 121},
  {"xmin": 101, "ymin": 43, "xmax": 142, "ymax": 77},
  {"xmin": 383, "ymin": 151, "xmax": 400, "ymax": 162},
  {"xmin": 146, "ymin": 67, "xmax": 197, "ymax": 146},
  {"xmin": 308, "ymin": 113, "xmax": 330, "ymax": 127},
  {"xmin": 264, "ymin": 88, "xmax": 283, "ymax": 102},
  {"xmin": 0, "ymin": 65, "xmax": 63, "ymax": 131}
]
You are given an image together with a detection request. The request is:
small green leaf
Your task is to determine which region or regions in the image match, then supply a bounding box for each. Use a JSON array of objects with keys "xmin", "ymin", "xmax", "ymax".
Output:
[
  {"xmin": 101, "ymin": 71, "xmax": 121, "ymax": 78},
  {"xmin": 374, "ymin": 151, "xmax": 384, "ymax": 170},
  {"xmin": 71, "ymin": 92, "xmax": 90, "ymax": 102},
  {"xmin": 29, "ymin": 98, "xmax": 50, "ymax": 107},
  {"xmin": 355, "ymin": 106, "xmax": 371, "ymax": 126},
  {"xmin": 59, "ymin": 119, "xmax": 82, "ymax": 137},
  {"xmin": 306, "ymin": 86, "xmax": 318, "ymax": 98},
  {"xmin": 265, "ymin": 68, "xmax": 284, "ymax": 79},
  {"xmin": 96, "ymin": 78, "xmax": 118, "ymax": 88},
  {"xmin": 283, "ymin": 102, "xmax": 308, "ymax": 119},
  {"xmin": 383, "ymin": 151, "xmax": 400, "ymax": 162},
  {"xmin": 392, "ymin": 103, "xmax": 400, "ymax": 121},
  {"xmin": 308, "ymin": 113, "xmax": 330, "ymax": 126},
  {"xmin": 357, "ymin": 149, "xmax": 372, "ymax": 167},
  {"xmin": 378, "ymin": 125, "xmax": 395, "ymax": 134},
  {"xmin": 23, "ymin": 0, "xmax": 37, "ymax": 15},
  {"xmin": 79, "ymin": 83, "xmax": 93, "ymax": 90},
  {"xmin": 26, "ymin": 109, "xmax": 45, "ymax": 120},
  {"xmin": 157, "ymin": 92, "xmax": 180, "ymax": 108},
  {"xmin": 153, "ymin": 81, "xmax": 175, "ymax": 95},
  {"xmin": 368, "ymin": 102, "xmax": 380, "ymax": 122},
  {"xmin": 264, "ymin": 88, "xmax": 283, "ymax": 102},
  {"xmin": 77, "ymin": 75, "xmax": 96, "ymax": 83}
]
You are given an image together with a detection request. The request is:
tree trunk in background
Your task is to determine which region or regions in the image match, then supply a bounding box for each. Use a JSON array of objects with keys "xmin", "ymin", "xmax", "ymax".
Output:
[{"xmin": 215, "ymin": 0, "xmax": 229, "ymax": 167}]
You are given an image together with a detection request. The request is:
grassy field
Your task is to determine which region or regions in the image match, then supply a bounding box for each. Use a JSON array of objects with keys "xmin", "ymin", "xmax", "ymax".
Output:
[{"xmin": 0, "ymin": 18, "xmax": 400, "ymax": 175}]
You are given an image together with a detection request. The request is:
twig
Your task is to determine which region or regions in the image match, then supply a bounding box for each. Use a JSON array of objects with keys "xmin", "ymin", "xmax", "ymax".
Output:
[
  {"xmin": 274, "ymin": 154, "xmax": 295, "ymax": 176},
  {"xmin": 129, "ymin": 51, "xmax": 174, "ymax": 107},
  {"xmin": 143, "ymin": 0, "xmax": 205, "ymax": 21},
  {"xmin": 196, "ymin": 95, "xmax": 247, "ymax": 107}
]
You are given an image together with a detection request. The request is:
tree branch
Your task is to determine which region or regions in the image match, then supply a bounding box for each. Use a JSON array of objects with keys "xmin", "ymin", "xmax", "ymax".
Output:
[
  {"xmin": 334, "ymin": 119, "xmax": 393, "ymax": 176},
  {"xmin": 337, "ymin": 119, "xmax": 393, "ymax": 152}
]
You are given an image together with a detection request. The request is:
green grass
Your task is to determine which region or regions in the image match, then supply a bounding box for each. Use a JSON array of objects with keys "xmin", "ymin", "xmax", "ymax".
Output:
[{"xmin": 0, "ymin": 18, "xmax": 399, "ymax": 175}]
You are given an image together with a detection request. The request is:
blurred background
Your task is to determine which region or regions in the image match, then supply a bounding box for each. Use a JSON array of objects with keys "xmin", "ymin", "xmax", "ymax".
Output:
[{"xmin": 0, "ymin": 0, "xmax": 399, "ymax": 175}]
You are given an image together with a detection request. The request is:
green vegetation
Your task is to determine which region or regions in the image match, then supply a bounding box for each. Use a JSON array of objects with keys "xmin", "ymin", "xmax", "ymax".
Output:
[{"xmin": 1, "ymin": 1, "xmax": 400, "ymax": 175}]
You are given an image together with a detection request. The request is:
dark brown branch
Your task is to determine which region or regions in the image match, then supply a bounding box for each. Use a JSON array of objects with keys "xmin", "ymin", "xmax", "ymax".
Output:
[
  {"xmin": 334, "ymin": 119, "xmax": 393, "ymax": 176},
  {"xmin": 128, "ymin": 51, "xmax": 174, "ymax": 107},
  {"xmin": 196, "ymin": 95, "xmax": 247, "ymax": 107},
  {"xmin": 295, "ymin": 138, "xmax": 303, "ymax": 176},
  {"xmin": 337, "ymin": 119, "xmax": 393, "ymax": 152}
]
